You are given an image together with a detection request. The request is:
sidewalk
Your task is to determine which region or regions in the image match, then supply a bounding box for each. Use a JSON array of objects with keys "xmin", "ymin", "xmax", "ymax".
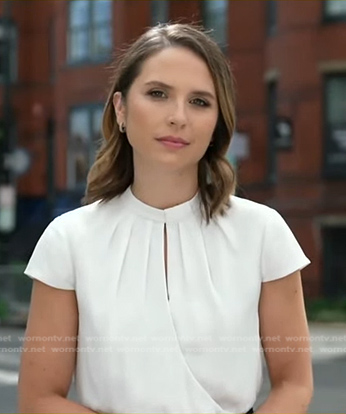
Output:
[{"xmin": 309, "ymin": 321, "xmax": 346, "ymax": 362}]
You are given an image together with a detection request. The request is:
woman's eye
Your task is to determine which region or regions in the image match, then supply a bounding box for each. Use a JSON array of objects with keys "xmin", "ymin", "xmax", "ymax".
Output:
[
  {"xmin": 191, "ymin": 98, "xmax": 210, "ymax": 107},
  {"xmin": 148, "ymin": 90, "xmax": 166, "ymax": 98}
]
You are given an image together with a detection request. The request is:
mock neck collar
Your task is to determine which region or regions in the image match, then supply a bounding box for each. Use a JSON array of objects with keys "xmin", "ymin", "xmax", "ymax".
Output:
[{"xmin": 120, "ymin": 186, "xmax": 201, "ymax": 223}]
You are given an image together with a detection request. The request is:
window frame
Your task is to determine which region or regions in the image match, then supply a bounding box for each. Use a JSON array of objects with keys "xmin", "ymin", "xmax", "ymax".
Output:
[
  {"xmin": 267, "ymin": 81, "xmax": 278, "ymax": 184},
  {"xmin": 0, "ymin": 18, "xmax": 18, "ymax": 84},
  {"xmin": 200, "ymin": 0, "xmax": 229, "ymax": 52},
  {"xmin": 150, "ymin": 0, "xmax": 170, "ymax": 25},
  {"xmin": 67, "ymin": 104, "xmax": 104, "ymax": 190},
  {"xmin": 266, "ymin": 0, "xmax": 277, "ymax": 36},
  {"xmin": 67, "ymin": 0, "xmax": 112, "ymax": 65},
  {"xmin": 323, "ymin": 74, "xmax": 346, "ymax": 179},
  {"xmin": 322, "ymin": 0, "xmax": 346, "ymax": 23}
]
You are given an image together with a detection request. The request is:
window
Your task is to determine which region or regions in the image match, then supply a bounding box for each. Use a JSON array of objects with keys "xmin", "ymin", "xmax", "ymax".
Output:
[
  {"xmin": 201, "ymin": 0, "xmax": 228, "ymax": 49},
  {"xmin": 49, "ymin": 18, "xmax": 56, "ymax": 81},
  {"xmin": 323, "ymin": 227, "xmax": 346, "ymax": 299},
  {"xmin": 68, "ymin": 105, "xmax": 103, "ymax": 189},
  {"xmin": 324, "ymin": 76, "xmax": 346, "ymax": 178},
  {"xmin": 267, "ymin": 82, "xmax": 278, "ymax": 183},
  {"xmin": 68, "ymin": 0, "xmax": 112, "ymax": 63},
  {"xmin": 323, "ymin": 0, "xmax": 346, "ymax": 21},
  {"xmin": 151, "ymin": 0, "xmax": 169, "ymax": 25},
  {"xmin": 0, "ymin": 20, "xmax": 17, "ymax": 83},
  {"xmin": 266, "ymin": 0, "xmax": 277, "ymax": 35}
]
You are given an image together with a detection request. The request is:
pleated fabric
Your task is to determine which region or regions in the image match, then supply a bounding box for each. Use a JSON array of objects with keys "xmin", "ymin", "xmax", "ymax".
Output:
[{"xmin": 25, "ymin": 186, "xmax": 310, "ymax": 413}]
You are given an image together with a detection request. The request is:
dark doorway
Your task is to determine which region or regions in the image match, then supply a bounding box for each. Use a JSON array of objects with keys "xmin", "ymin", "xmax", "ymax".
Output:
[{"xmin": 323, "ymin": 227, "xmax": 346, "ymax": 299}]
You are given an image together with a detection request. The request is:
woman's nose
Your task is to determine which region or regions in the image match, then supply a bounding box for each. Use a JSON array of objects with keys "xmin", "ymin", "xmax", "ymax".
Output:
[{"xmin": 167, "ymin": 102, "xmax": 187, "ymax": 128}]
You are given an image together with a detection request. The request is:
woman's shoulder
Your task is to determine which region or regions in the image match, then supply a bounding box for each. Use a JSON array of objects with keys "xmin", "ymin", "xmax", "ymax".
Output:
[
  {"xmin": 227, "ymin": 195, "xmax": 278, "ymax": 223},
  {"xmin": 48, "ymin": 196, "xmax": 123, "ymax": 234}
]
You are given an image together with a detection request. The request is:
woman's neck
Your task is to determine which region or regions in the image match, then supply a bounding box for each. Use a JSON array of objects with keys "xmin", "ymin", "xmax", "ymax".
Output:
[{"xmin": 131, "ymin": 167, "xmax": 198, "ymax": 210}]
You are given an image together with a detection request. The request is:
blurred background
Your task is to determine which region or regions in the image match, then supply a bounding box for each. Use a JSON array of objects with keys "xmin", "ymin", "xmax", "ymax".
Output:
[{"xmin": 0, "ymin": 0, "xmax": 345, "ymax": 412}]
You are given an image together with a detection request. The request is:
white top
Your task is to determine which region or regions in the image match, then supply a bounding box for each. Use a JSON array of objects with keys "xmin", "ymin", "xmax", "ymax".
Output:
[{"xmin": 25, "ymin": 187, "xmax": 310, "ymax": 414}]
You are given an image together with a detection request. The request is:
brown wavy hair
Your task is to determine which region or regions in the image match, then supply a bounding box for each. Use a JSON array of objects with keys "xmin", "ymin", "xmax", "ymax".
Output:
[{"xmin": 84, "ymin": 23, "xmax": 237, "ymax": 222}]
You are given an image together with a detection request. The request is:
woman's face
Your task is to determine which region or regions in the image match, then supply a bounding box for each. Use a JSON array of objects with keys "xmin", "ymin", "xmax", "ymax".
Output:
[{"xmin": 113, "ymin": 46, "xmax": 218, "ymax": 175}]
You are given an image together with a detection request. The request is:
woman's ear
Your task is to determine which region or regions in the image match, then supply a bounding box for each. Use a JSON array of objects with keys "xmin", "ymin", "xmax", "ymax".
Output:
[{"xmin": 113, "ymin": 92, "xmax": 126, "ymax": 126}]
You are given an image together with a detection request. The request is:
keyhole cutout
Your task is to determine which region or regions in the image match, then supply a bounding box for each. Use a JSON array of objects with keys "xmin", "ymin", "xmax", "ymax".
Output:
[{"xmin": 164, "ymin": 223, "xmax": 169, "ymax": 300}]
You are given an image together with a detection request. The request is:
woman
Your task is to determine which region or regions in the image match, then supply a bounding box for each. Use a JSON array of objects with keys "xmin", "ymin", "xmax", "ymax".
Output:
[{"xmin": 18, "ymin": 23, "xmax": 313, "ymax": 413}]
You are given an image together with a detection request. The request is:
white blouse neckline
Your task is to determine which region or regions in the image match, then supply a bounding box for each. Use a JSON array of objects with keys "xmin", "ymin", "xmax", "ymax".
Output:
[{"xmin": 120, "ymin": 186, "xmax": 201, "ymax": 223}]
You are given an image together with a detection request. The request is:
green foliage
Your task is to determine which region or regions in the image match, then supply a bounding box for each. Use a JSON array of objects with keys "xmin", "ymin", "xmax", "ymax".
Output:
[
  {"xmin": 305, "ymin": 298, "xmax": 346, "ymax": 322},
  {"xmin": 0, "ymin": 298, "xmax": 9, "ymax": 322}
]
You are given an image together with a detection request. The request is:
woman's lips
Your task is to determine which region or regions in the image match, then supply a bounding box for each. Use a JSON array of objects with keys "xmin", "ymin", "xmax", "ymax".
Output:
[
  {"xmin": 156, "ymin": 136, "xmax": 189, "ymax": 149},
  {"xmin": 158, "ymin": 140, "xmax": 188, "ymax": 149}
]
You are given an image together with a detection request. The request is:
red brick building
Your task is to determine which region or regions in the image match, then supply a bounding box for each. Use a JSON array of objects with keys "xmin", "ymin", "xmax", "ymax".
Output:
[{"xmin": 1, "ymin": 0, "xmax": 346, "ymax": 299}]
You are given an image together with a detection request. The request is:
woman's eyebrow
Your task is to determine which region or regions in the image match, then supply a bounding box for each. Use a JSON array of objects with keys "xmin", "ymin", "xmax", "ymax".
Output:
[
  {"xmin": 144, "ymin": 80, "xmax": 173, "ymax": 90},
  {"xmin": 191, "ymin": 90, "xmax": 216, "ymax": 101},
  {"xmin": 144, "ymin": 80, "xmax": 216, "ymax": 101}
]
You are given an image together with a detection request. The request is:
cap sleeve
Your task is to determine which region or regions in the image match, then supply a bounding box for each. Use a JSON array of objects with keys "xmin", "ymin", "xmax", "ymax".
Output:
[
  {"xmin": 24, "ymin": 217, "xmax": 75, "ymax": 290},
  {"xmin": 260, "ymin": 209, "xmax": 310, "ymax": 283}
]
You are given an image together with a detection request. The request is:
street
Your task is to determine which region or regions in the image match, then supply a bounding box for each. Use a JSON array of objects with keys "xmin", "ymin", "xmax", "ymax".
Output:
[{"xmin": 0, "ymin": 324, "xmax": 345, "ymax": 413}]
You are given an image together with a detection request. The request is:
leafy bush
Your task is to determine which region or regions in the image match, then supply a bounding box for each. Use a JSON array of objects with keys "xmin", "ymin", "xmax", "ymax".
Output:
[
  {"xmin": 0, "ymin": 299, "xmax": 9, "ymax": 322},
  {"xmin": 305, "ymin": 298, "xmax": 346, "ymax": 322}
]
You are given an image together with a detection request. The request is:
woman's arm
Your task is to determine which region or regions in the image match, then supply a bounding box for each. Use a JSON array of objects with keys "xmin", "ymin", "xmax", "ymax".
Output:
[
  {"xmin": 18, "ymin": 280, "xmax": 97, "ymax": 413},
  {"xmin": 255, "ymin": 270, "xmax": 314, "ymax": 414}
]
